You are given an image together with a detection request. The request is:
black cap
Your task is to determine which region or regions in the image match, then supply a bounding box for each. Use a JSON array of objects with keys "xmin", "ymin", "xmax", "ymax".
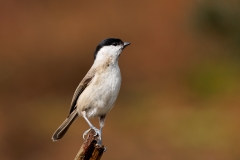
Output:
[{"xmin": 94, "ymin": 38, "xmax": 124, "ymax": 60}]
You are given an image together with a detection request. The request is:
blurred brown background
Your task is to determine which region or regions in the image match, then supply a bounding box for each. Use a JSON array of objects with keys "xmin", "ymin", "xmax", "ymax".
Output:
[{"xmin": 1, "ymin": 0, "xmax": 240, "ymax": 160}]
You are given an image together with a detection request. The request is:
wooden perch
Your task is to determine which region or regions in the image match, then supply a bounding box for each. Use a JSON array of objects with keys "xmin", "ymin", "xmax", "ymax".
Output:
[{"xmin": 74, "ymin": 129, "xmax": 105, "ymax": 160}]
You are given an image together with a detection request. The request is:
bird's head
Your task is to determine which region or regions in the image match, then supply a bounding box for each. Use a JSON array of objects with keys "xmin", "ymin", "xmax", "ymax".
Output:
[{"xmin": 94, "ymin": 38, "xmax": 131, "ymax": 61}]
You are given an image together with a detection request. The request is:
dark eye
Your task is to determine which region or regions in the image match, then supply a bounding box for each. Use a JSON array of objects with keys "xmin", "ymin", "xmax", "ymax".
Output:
[{"xmin": 112, "ymin": 42, "xmax": 118, "ymax": 46}]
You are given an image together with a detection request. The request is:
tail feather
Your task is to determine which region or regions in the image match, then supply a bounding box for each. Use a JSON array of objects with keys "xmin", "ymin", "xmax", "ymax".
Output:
[{"xmin": 52, "ymin": 110, "xmax": 78, "ymax": 141}]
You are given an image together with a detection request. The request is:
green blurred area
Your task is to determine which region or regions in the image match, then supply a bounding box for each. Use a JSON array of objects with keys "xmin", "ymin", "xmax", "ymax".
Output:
[{"xmin": 0, "ymin": 0, "xmax": 240, "ymax": 160}]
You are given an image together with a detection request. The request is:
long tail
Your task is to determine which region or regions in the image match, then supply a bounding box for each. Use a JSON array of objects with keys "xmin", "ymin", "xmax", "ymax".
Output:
[{"xmin": 52, "ymin": 109, "xmax": 78, "ymax": 141}]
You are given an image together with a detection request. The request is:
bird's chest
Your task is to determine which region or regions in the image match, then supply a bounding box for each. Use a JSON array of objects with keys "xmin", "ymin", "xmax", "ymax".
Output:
[
  {"xmin": 93, "ymin": 65, "xmax": 121, "ymax": 96},
  {"xmin": 78, "ymin": 65, "xmax": 121, "ymax": 117}
]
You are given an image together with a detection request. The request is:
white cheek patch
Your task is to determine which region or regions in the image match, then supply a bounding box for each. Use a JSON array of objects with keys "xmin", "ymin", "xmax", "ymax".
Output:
[{"xmin": 96, "ymin": 46, "xmax": 122, "ymax": 60}]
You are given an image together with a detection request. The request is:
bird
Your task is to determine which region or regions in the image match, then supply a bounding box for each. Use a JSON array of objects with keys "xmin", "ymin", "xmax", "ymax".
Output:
[{"xmin": 52, "ymin": 38, "xmax": 131, "ymax": 145}]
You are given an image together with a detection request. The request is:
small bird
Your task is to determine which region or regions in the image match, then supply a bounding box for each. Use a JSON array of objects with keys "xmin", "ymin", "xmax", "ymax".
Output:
[{"xmin": 52, "ymin": 38, "xmax": 131, "ymax": 144}]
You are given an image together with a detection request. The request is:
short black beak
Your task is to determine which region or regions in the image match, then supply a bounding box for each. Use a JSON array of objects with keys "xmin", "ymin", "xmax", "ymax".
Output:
[{"xmin": 123, "ymin": 42, "xmax": 131, "ymax": 49}]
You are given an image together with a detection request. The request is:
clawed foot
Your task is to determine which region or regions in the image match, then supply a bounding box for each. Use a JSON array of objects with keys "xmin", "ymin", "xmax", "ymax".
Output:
[
  {"xmin": 83, "ymin": 127, "xmax": 101, "ymax": 140},
  {"xmin": 96, "ymin": 143, "xmax": 107, "ymax": 152},
  {"xmin": 103, "ymin": 147, "xmax": 107, "ymax": 152}
]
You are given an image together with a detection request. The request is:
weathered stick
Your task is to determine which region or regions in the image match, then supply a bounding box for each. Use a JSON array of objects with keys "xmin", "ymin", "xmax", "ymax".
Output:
[{"xmin": 74, "ymin": 129, "xmax": 105, "ymax": 160}]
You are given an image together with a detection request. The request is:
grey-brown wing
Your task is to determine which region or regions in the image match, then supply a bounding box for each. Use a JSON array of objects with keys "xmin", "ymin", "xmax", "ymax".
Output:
[{"xmin": 68, "ymin": 70, "xmax": 95, "ymax": 115}]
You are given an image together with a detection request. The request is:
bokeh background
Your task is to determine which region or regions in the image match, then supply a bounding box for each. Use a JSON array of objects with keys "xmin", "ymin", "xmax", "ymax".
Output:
[{"xmin": 1, "ymin": 0, "xmax": 240, "ymax": 159}]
